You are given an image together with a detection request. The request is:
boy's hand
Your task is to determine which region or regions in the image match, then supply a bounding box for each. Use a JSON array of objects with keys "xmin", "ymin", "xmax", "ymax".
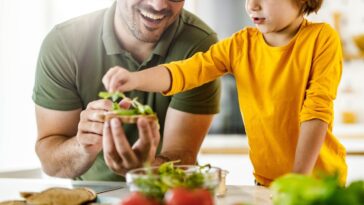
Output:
[
  {"xmin": 103, "ymin": 65, "xmax": 172, "ymax": 93},
  {"xmin": 102, "ymin": 66, "xmax": 137, "ymax": 93}
]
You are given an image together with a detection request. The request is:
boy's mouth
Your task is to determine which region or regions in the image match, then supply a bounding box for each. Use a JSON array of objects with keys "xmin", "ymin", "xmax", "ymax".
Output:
[{"xmin": 252, "ymin": 17, "xmax": 265, "ymax": 24}]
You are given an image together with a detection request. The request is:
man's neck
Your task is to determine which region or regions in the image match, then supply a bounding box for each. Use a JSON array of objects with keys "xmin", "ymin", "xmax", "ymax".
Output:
[{"xmin": 114, "ymin": 12, "xmax": 156, "ymax": 63}]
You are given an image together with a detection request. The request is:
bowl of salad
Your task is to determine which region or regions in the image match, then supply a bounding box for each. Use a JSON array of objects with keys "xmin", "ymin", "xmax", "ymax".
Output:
[{"xmin": 125, "ymin": 161, "xmax": 227, "ymax": 201}]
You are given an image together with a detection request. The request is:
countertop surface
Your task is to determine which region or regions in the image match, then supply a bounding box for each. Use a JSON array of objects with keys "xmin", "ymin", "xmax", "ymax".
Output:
[{"xmin": 0, "ymin": 178, "xmax": 272, "ymax": 205}]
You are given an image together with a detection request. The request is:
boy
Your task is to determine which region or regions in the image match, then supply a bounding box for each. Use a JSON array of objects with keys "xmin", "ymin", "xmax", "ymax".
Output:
[{"xmin": 102, "ymin": 0, "xmax": 347, "ymax": 186}]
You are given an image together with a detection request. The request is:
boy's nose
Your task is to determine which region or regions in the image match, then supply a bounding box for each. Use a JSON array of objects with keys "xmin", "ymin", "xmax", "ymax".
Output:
[{"xmin": 246, "ymin": 0, "xmax": 261, "ymax": 12}]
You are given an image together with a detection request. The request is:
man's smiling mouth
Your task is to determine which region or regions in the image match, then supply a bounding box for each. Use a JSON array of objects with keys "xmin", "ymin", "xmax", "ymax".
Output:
[{"xmin": 140, "ymin": 10, "xmax": 165, "ymax": 22}]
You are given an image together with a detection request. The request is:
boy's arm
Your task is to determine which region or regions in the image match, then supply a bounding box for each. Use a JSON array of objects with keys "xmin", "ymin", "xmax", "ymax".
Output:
[
  {"xmin": 102, "ymin": 65, "xmax": 172, "ymax": 93},
  {"xmin": 292, "ymin": 119, "xmax": 328, "ymax": 174},
  {"xmin": 135, "ymin": 65, "xmax": 172, "ymax": 93}
]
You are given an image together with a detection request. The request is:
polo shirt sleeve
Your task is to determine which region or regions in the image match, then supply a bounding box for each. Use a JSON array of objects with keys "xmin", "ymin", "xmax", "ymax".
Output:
[
  {"xmin": 299, "ymin": 24, "xmax": 343, "ymax": 124},
  {"xmin": 32, "ymin": 26, "xmax": 82, "ymax": 111},
  {"xmin": 169, "ymin": 34, "xmax": 221, "ymax": 114}
]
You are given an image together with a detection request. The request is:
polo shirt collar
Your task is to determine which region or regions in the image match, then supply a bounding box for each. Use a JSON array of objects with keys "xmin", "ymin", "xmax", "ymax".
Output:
[
  {"xmin": 102, "ymin": 2, "xmax": 181, "ymax": 57},
  {"xmin": 102, "ymin": 2, "xmax": 123, "ymax": 55},
  {"xmin": 152, "ymin": 15, "xmax": 180, "ymax": 57}
]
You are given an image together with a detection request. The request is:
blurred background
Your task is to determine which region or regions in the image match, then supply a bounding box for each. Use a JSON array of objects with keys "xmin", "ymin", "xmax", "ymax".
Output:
[{"xmin": 1, "ymin": 0, "xmax": 364, "ymax": 184}]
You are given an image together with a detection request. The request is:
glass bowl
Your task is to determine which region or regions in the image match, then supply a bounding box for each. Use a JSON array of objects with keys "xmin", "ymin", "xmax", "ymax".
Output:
[{"xmin": 126, "ymin": 165, "xmax": 227, "ymax": 197}]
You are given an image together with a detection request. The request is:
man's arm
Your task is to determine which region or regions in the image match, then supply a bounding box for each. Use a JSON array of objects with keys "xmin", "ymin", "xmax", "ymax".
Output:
[
  {"xmin": 292, "ymin": 119, "xmax": 328, "ymax": 174},
  {"xmin": 153, "ymin": 107, "xmax": 214, "ymax": 165},
  {"xmin": 35, "ymin": 99, "xmax": 111, "ymax": 178}
]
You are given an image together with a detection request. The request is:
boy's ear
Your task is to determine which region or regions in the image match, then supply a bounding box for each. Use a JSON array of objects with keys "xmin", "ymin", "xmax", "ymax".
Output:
[
  {"xmin": 299, "ymin": 0, "xmax": 307, "ymax": 7},
  {"xmin": 297, "ymin": 0, "xmax": 307, "ymax": 14}
]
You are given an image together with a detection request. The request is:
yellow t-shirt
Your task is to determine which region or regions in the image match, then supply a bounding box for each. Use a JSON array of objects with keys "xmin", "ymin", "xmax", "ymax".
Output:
[{"xmin": 163, "ymin": 19, "xmax": 347, "ymax": 186}]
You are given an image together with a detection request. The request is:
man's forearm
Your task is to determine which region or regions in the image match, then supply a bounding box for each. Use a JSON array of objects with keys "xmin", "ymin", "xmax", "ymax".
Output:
[
  {"xmin": 293, "ymin": 119, "xmax": 328, "ymax": 174},
  {"xmin": 36, "ymin": 136, "xmax": 97, "ymax": 178}
]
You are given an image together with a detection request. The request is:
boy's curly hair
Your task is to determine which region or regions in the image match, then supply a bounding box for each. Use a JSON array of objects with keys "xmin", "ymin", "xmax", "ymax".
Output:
[{"xmin": 299, "ymin": 0, "xmax": 323, "ymax": 15}]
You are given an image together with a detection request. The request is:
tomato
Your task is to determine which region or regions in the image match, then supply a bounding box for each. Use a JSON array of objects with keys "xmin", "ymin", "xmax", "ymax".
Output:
[
  {"xmin": 120, "ymin": 192, "xmax": 161, "ymax": 205},
  {"xmin": 164, "ymin": 187, "xmax": 214, "ymax": 205}
]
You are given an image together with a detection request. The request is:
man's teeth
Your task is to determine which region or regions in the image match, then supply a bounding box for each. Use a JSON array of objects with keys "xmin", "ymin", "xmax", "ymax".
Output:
[{"xmin": 140, "ymin": 10, "xmax": 164, "ymax": 20}]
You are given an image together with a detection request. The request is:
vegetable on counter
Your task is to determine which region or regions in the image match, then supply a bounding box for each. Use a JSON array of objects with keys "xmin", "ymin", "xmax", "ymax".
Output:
[
  {"xmin": 271, "ymin": 173, "xmax": 364, "ymax": 205},
  {"xmin": 164, "ymin": 187, "xmax": 213, "ymax": 205}
]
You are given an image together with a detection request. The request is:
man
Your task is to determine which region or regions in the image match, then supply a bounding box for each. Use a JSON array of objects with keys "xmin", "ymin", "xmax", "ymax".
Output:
[{"xmin": 33, "ymin": 0, "xmax": 220, "ymax": 181}]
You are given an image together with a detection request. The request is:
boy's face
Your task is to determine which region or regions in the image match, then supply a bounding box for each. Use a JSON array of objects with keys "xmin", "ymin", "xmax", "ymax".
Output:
[
  {"xmin": 117, "ymin": 0, "xmax": 184, "ymax": 43},
  {"xmin": 245, "ymin": 0, "xmax": 302, "ymax": 34}
]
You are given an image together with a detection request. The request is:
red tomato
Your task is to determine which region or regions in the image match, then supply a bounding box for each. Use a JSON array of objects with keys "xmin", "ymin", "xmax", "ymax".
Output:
[
  {"xmin": 164, "ymin": 187, "xmax": 214, "ymax": 205},
  {"xmin": 120, "ymin": 192, "xmax": 160, "ymax": 205}
]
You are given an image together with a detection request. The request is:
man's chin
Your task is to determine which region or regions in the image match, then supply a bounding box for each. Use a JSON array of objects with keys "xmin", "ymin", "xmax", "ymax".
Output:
[{"xmin": 135, "ymin": 33, "xmax": 162, "ymax": 43}]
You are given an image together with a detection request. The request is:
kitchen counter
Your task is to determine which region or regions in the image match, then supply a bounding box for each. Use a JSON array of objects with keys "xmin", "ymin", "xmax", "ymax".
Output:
[
  {"xmin": 199, "ymin": 126, "xmax": 364, "ymax": 185},
  {"xmin": 0, "ymin": 178, "xmax": 272, "ymax": 205}
]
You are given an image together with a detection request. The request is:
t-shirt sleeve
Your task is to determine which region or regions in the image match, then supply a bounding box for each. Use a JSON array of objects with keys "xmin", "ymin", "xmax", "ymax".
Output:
[
  {"xmin": 299, "ymin": 24, "xmax": 343, "ymax": 123},
  {"xmin": 168, "ymin": 34, "xmax": 222, "ymax": 114},
  {"xmin": 164, "ymin": 31, "xmax": 239, "ymax": 97},
  {"xmin": 32, "ymin": 26, "xmax": 82, "ymax": 111}
]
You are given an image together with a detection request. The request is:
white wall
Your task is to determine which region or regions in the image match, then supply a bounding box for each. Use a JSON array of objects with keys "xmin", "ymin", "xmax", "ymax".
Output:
[
  {"xmin": 0, "ymin": 0, "xmax": 47, "ymax": 170},
  {"xmin": 308, "ymin": 0, "xmax": 364, "ymax": 125},
  {"xmin": 0, "ymin": 0, "xmax": 112, "ymax": 171},
  {"xmin": 0, "ymin": 0, "xmax": 205, "ymax": 172},
  {"xmin": 186, "ymin": 0, "xmax": 252, "ymax": 39}
]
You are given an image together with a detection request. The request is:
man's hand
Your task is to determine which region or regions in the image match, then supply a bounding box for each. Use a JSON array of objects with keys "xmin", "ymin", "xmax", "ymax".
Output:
[
  {"xmin": 103, "ymin": 117, "xmax": 160, "ymax": 176},
  {"xmin": 35, "ymin": 99, "xmax": 112, "ymax": 178},
  {"xmin": 76, "ymin": 99, "xmax": 112, "ymax": 156},
  {"xmin": 102, "ymin": 99, "xmax": 160, "ymax": 176}
]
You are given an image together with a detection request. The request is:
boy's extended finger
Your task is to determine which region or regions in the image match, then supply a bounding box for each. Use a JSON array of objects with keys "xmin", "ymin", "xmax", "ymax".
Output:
[
  {"xmin": 108, "ymin": 69, "xmax": 126, "ymax": 93},
  {"xmin": 102, "ymin": 67, "xmax": 120, "ymax": 91}
]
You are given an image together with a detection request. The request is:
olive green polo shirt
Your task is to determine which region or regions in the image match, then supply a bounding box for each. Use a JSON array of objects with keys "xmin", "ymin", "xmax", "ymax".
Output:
[{"xmin": 32, "ymin": 3, "xmax": 220, "ymax": 181}]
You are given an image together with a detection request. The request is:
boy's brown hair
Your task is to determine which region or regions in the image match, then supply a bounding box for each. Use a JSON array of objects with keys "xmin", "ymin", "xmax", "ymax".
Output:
[{"xmin": 298, "ymin": 0, "xmax": 323, "ymax": 15}]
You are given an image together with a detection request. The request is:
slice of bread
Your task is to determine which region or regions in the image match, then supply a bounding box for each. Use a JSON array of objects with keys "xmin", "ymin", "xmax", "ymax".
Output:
[
  {"xmin": 103, "ymin": 112, "xmax": 157, "ymax": 124},
  {"xmin": 21, "ymin": 187, "xmax": 96, "ymax": 205},
  {"xmin": 0, "ymin": 201, "xmax": 26, "ymax": 205}
]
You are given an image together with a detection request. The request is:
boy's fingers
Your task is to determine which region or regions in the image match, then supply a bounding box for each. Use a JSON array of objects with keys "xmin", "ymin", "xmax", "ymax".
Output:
[
  {"xmin": 109, "ymin": 69, "xmax": 128, "ymax": 92},
  {"xmin": 102, "ymin": 67, "xmax": 120, "ymax": 91}
]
